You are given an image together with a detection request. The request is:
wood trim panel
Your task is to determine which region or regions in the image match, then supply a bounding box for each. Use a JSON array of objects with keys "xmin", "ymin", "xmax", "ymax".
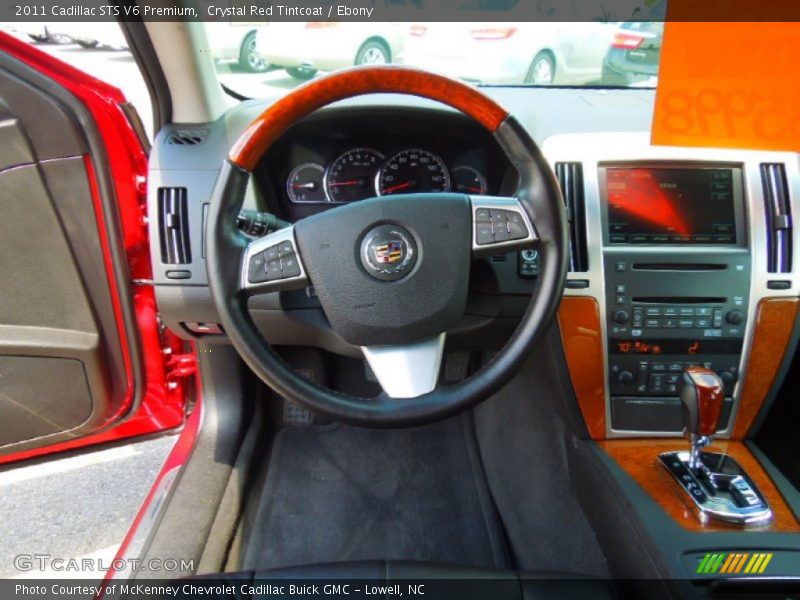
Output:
[
  {"xmin": 557, "ymin": 297, "xmax": 606, "ymax": 439},
  {"xmin": 733, "ymin": 297, "xmax": 800, "ymax": 438},
  {"xmin": 228, "ymin": 66, "xmax": 509, "ymax": 171},
  {"xmin": 598, "ymin": 439, "xmax": 800, "ymax": 533}
]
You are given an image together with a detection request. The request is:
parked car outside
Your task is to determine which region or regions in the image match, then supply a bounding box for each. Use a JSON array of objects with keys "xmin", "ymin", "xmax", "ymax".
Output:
[
  {"xmin": 2, "ymin": 22, "xmax": 62, "ymax": 44},
  {"xmin": 255, "ymin": 22, "xmax": 404, "ymax": 80},
  {"xmin": 402, "ymin": 21, "xmax": 617, "ymax": 86},
  {"xmin": 601, "ymin": 0, "xmax": 665, "ymax": 86},
  {"xmin": 43, "ymin": 23, "xmax": 129, "ymax": 50},
  {"xmin": 205, "ymin": 22, "xmax": 269, "ymax": 73}
]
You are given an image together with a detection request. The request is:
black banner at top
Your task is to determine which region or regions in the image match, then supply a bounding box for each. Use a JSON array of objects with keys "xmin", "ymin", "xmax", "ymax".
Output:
[{"xmin": 3, "ymin": 0, "xmax": 800, "ymax": 23}]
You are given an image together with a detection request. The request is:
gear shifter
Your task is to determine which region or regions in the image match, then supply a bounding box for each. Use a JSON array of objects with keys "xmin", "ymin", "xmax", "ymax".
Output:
[
  {"xmin": 658, "ymin": 367, "xmax": 773, "ymax": 526},
  {"xmin": 680, "ymin": 366, "xmax": 725, "ymax": 470}
]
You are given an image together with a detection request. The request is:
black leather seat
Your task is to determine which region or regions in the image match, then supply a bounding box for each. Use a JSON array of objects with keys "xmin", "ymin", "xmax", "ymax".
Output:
[{"xmin": 187, "ymin": 561, "xmax": 616, "ymax": 600}]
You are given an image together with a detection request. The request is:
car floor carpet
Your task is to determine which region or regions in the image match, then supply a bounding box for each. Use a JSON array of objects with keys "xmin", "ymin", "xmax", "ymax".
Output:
[{"xmin": 241, "ymin": 415, "xmax": 510, "ymax": 571}]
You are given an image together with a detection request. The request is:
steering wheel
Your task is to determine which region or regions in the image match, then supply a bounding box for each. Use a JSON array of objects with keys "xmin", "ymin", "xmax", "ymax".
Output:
[{"xmin": 207, "ymin": 66, "xmax": 567, "ymax": 427}]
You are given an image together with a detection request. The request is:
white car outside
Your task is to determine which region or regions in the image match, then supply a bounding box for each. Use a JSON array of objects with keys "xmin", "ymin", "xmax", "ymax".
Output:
[
  {"xmin": 402, "ymin": 21, "xmax": 617, "ymax": 86},
  {"xmin": 205, "ymin": 22, "xmax": 269, "ymax": 73},
  {"xmin": 255, "ymin": 22, "xmax": 404, "ymax": 80}
]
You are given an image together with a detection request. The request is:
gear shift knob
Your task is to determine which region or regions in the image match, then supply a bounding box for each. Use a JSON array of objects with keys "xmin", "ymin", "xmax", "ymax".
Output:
[
  {"xmin": 680, "ymin": 366, "xmax": 724, "ymax": 469},
  {"xmin": 681, "ymin": 366, "xmax": 725, "ymax": 437}
]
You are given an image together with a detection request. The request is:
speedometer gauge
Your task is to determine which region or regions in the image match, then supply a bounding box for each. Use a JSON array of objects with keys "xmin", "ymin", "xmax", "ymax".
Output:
[
  {"xmin": 378, "ymin": 149, "xmax": 450, "ymax": 196},
  {"xmin": 325, "ymin": 148, "xmax": 384, "ymax": 202}
]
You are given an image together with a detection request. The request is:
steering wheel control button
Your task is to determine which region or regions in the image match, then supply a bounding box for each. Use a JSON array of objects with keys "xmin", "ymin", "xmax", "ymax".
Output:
[
  {"xmin": 278, "ymin": 241, "xmax": 294, "ymax": 256},
  {"xmin": 245, "ymin": 232, "xmax": 308, "ymax": 290},
  {"xmin": 475, "ymin": 208, "xmax": 491, "ymax": 222},
  {"xmin": 248, "ymin": 252, "xmax": 269, "ymax": 283},
  {"xmin": 507, "ymin": 212, "xmax": 529, "ymax": 240},
  {"xmin": 266, "ymin": 257, "xmax": 282, "ymax": 281},
  {"xmin": 474, "ymin": 204, "xmax": 532, "ymax": 248},
  {"xmin": 360, "ymin": 224, "xmax": 417, "ymax": 282},
  {"xmin": 476, "ymin": 222, "xmax": 494, "ymax": 245},
  {"xmin": 280, "ymin": 253, "xmax": 301, "ymax": 278}
]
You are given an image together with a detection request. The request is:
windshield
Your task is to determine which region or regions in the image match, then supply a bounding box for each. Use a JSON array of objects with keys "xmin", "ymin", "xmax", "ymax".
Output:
[{"xmin": 206, "ymin": 19, "xmax": 663, "ymax": 99}]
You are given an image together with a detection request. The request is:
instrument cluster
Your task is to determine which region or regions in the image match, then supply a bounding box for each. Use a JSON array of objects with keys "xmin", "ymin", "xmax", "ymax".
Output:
[{"xmin": 286, "ymin": 146, "xmax": 489, "ymax": 204}]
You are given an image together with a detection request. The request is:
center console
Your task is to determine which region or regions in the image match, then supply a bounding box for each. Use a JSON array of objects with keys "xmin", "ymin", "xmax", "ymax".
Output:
[{"xmin": 601, "ymin": 163, "xmax": 751, "ymax": 434}]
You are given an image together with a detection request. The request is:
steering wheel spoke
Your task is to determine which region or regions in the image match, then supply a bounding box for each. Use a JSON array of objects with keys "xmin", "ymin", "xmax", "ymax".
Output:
[
  {"xmin": 362, "ymin": 333, "xmax": 446, "ymax": 399},
  {"xmin": 471, "ymin": 196, "xmax": 538, "ymax": 257},
  {"xmin": 241, "ymin": 225, "xmax": 310, "ymax": 295}
]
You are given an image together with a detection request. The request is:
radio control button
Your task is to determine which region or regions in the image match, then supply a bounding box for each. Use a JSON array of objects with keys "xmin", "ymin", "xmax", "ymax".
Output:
[
  {"xmin": 696, "ymin": 318, "xmax": 712, "ymax": 328},
  {"xmin": 679, "ymin": 307, "xmax": 695, "ymax": 316},
  {"xmin": 663, "ymin": 319, "xmax": 677, "ymax": 328},
  {"xmin": 663, "ymin": 307, "xmax": 678, "ymax": 317},
  {"xmin": 645, "ymin": 307, "xmax": 661, "ymax": 316},
  {"xmin": 713, "ymin": 308, "xmax": 724, "ymax": 327},
  {"xmin": 726, "ymin": 310, "xmax": 745, "ymax": 325},
  {"xmin": 678, "ymin": 319, "xmax": 695, "ymax": 328},
  {"xmin": 612, "ymin": 310, "xmax": 630, "ymax": 324},
  {"xmin": 645, "ymin": 319, "xmax": 660, "ymax": 328},
  {"xmin": 696, "ymin": 307, "xmax": 712, "ymax": 317}
]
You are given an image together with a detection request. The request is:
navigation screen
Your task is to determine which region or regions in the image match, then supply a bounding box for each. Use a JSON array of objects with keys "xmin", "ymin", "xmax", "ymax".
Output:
[{"xmin": 605, "ymin": 167, "xmax": 738, "ymax": 244}]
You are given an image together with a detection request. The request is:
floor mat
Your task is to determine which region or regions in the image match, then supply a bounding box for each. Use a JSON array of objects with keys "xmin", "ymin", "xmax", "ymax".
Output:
[{"xmin": 241, "ymin": 416, "xmax": 509, "ymax": 570}]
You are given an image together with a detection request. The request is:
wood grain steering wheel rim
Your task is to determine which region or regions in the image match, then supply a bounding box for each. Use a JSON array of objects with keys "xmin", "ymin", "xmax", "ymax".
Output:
[
  {"xmin": 228, "ymin": 66, "xmax": 510, "ymax": 171},
  {"xmin": 207, "ymin": 66, "xmax": 569, "ymax": 427}
]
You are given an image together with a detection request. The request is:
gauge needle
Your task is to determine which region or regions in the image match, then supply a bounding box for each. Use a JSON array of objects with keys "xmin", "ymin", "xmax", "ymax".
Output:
[
  {"xmin": 328, "ymin": 180, "xmax": 361, "ymax": 187},
  {"xmin": 462, "ymin": 185, "xmax": 483, "ymax": 193},
  {"xmin": 292, "ymin": 183, "xmax": 317, "ymax": 189},
  {"xmin": 382, "ymin": 181, "xmax": 413, "ymax": 194}
]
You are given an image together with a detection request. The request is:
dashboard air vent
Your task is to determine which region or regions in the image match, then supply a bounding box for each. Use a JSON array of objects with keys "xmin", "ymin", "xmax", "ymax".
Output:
[
  {"xmin": 166, "ymin": 129, "xmax": 208, "ymax": 145},
  {"xmin": 555, "ymin": 162, "xmax": 588, "ymax": 272},
  {"xmin": 158, "ymin": 187, "xmax": 191, "ymax": 264},
  {"xmin": 760, "ymin": 163, "xmax": 793, "ymax": 273}
]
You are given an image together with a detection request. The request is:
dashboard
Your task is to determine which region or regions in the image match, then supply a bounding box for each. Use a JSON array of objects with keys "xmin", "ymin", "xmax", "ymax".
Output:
[
  {"xmin": 146, "ymin": 87, "xmax": 800, "ymax": 440},
  {"xmin": 253, "ymin": 109, "xmax": 513, "ymax": 221}
]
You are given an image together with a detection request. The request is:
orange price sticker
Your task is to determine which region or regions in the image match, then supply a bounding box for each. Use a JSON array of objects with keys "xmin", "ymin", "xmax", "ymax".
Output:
[{"xmin": 652, "ymin": 18, "xmax": 800, "ymax": 152}]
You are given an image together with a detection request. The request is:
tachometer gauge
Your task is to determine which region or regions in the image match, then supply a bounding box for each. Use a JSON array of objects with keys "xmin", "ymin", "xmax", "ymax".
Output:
[
  {"xmin": 287, "ymin": 163, "xmax": 327, "ymax": 203},
  {"xmin": 452, "ymin": 165, "xmax": 488, "ymax": 195},
  {"xmin": 378, "ymin": 149, "xmax": 450, "ymax": 196},
  {"xmin": 325, "ymin": 148, "xmax": 384, "ymax": 202}
]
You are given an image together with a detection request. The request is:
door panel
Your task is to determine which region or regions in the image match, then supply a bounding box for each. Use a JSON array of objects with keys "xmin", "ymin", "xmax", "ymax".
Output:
[
  {"xmin": 0, "ymin": 78, "xmax": 128, "ymax": 450},
  {"xmin": 0, "ymin": 32, "xmax": 190, "ymax": 461}
]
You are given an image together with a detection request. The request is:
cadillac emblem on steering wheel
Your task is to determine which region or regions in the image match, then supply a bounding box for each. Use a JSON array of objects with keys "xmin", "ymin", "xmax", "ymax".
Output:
[{"xmin": 360, "ymin": 224, "xmax": 417, "ymax": 281}]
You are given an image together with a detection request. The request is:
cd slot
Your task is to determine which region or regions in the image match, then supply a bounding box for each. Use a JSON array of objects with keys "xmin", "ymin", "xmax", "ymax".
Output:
[
  {"xmin": 632, "ymin": 263, "xmax": 727, "ymax": 271},
  {"xmin": 632, "ymin": 297, "xmax": 726, "ymax": 304}
]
